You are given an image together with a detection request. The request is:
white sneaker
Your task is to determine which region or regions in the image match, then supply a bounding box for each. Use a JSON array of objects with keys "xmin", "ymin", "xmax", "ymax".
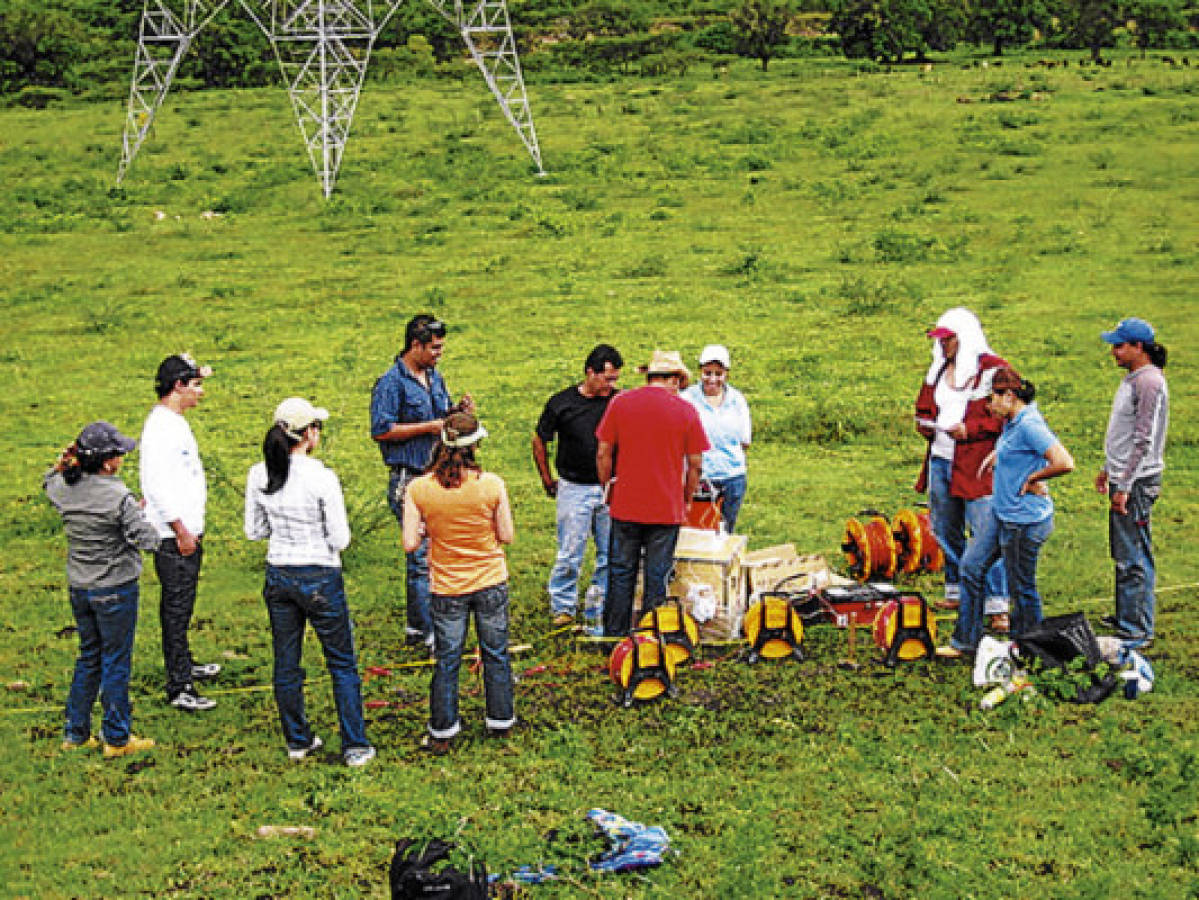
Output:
[
  {"xmin": 191, "ymin": 662, "xmax": 222, "ymax": 680},
  {"xmin": 288, "ymin": 736, "xmax": 324, "ymax": 761},
  {"xmin": 344, "ymin": 746, "xmax": 376, "ymax": 768},
  {"xmin": 170, "ymin": 689, "xmax": 216, "ymax": 711}
]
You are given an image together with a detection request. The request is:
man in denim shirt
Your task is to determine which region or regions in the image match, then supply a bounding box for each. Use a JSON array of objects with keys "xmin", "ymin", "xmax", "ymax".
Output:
[{"xmin": 371, "ymin": 315, "xmax": 473, "ymax": 648}]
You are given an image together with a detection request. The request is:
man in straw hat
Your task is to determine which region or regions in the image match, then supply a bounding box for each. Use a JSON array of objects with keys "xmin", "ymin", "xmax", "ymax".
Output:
[{"xmin": 596, "ymin": 350, "xmax": 709, "ymax": 637}]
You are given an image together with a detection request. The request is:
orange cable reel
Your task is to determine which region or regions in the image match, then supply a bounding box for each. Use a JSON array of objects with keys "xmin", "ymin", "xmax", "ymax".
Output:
[
  {"xmin": 892, "ymin": 507, "xmax": 943, "ymax": 576},
  {"xmin": 842, "ymin": 512, "xmax": 898, "ymax": 582}
]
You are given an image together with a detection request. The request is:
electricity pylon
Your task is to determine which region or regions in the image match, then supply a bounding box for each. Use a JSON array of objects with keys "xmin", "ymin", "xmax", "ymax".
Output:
[{"xmin": 117, "ymin": 0, "xmax": 544, "ymax": 198}]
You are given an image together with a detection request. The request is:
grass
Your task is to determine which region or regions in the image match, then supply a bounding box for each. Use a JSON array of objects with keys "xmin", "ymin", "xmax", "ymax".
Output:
[{"xmin": 0, "ymin": 51, "xmax": 1197, "ymax": 897}]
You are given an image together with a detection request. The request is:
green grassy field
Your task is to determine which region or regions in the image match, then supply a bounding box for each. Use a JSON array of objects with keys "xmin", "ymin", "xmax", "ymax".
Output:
[{"xmin": 1, "ymin": 53, "xmax": 1196, "ymax": 897}]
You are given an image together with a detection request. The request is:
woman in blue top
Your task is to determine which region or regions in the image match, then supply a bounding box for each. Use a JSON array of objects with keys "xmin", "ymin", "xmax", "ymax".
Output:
[
  {"xmin": 941, "ymin": 368, "xmax": 1074, "ymax": 655},
  {"xmin": 682, "ymin": 344, "xmax": 752, "ymax": 532}
]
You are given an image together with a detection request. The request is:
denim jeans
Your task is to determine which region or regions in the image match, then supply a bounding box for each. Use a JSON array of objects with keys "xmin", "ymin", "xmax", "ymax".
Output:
[
  {"xmin": 264, "ymin": 565, "xmax": 370, "ymax": 753},
  {"xmin": 547, "ymin": 479, "xmax": 610, "ymax": 616},
  {"xmin": 64, "ymin": 580, "xmax": 139, "ymax": 746},
  {"xmin": 999, "ymin": 517, "xmax": 1054, "ymax": 640},
  {"xmin": 388, "ymin": 466, "xmax": 432, "ymax": 638},
  {"xmin": 1109, "ymin": 475, "xmax": 1160, "ymax": 644},
  {"xmin": 429, "ymin": 582, "xmax": 515, "ymax": 739},
  {"xmin": 710, "ymin": 474, "xmax": 747, "ymax": 533},
  {"xmin": 154, "ymin": 537, "xmax": 203, "ymax": 698},
  {"xmin": 927, "ymin": 456, "xmax": 1008, "ymax": 610},
  {"xmin": 604, "ymin": 520, "xmax": 679, "ymax": 637},
  {"xmin": 950, "ymin": 507, "xmax": 1004, "ymax": 653}
]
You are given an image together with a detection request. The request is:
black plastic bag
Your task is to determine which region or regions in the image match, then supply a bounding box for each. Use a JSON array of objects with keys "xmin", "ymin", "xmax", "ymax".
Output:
[
  {"xmin": 389, "ymin": 838, "xmax": 488, "ymax": 899},
  {"xmin": 1015, "ymin": 612, "xmax": 1120, "ymax": 704}
]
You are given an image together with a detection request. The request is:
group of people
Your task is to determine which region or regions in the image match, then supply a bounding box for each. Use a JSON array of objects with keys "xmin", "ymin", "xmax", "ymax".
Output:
[
  {"xmin": 44, "ymin": 310, "xmax": 1167, "ymax": 763},
  {"xmin": 913, "ymin": 310, "xmax": 1169, "ymax": 657},
  {"xmin": 47, "ymin": 319, "xmax": 753, "ymax": 762}
]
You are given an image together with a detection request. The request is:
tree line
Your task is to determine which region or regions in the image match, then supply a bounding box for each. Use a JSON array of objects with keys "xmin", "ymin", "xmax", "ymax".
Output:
[{"xmin": 2, "ymin": 0, "xmax": 1196, "ymax": 101}]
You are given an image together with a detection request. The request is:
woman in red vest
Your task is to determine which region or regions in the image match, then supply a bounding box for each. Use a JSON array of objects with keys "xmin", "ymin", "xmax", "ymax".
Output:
[{"xmin": 913, "ymin": 307, "xmax": 1011, "ymax": 631}]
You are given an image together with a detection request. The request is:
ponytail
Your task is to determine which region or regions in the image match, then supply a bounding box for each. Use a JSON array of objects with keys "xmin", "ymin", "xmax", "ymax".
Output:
[
  {"xmin": 1015, "ymin": 379, "xmax": 1036, "ymax": 404},
  {"xmin": 1145, "ymin": 342, "xmax": 1168, "ymax": 369},
  {"xmin": 263, "ymin": 424, "xmax": 298, "ymax": 494},
  {"xmin": 54, "ymin": 441, "xmax": 111, "ymax": 485}
]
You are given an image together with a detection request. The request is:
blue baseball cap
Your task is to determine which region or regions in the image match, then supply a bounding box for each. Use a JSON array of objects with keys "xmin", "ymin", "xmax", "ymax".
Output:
[{"xmin": 1101, "ymin": 317, "xmax": 1155, "ymax": 345}]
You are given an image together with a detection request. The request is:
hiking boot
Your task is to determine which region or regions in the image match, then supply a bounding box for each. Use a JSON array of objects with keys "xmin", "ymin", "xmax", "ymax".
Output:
[
  {"xmin": 191, "ymin": 662, "xmax": 222, "ymax": 680},
  {"xmin": 344, "ymin": 746, "xmax": 376, "ymax": 768},
  {"xmin": 170, "ymin": 689, "xmax": 216, "ymax": 712},
  {"xmin": 287, "ymin": 736, "xmax": 323, "ymax": 761},
  {"xmin": 62, "ymin": 736, "xmax": 101, "ymax": 751},
  {"xmin": 103, "ymin": 735, "xmax": 156, "ymax": 759},
  {"xmin": 551, "ymin": 613, "xmax": 575, "ymax": 628}
]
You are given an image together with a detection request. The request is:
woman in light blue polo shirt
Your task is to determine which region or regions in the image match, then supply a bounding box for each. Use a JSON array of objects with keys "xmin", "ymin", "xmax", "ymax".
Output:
[
  {"xmin": 682, "ymin": 344, "xmax": 752, "ymax": 531},
  {"xmin": 943, "ymin": 367, "xmax": 1074, "ymax": 655}
]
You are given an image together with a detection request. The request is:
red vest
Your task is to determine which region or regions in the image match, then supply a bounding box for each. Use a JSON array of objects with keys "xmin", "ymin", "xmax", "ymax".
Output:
[{"xmin": 913, "ymin": 353, "xmax": 1007, "ymax": 500}]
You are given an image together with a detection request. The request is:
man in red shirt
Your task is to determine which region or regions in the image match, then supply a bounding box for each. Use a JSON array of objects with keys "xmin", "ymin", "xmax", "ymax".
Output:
[{"xmin": 596, "ymin": 350, "xmax": 709, "ymax": 636}]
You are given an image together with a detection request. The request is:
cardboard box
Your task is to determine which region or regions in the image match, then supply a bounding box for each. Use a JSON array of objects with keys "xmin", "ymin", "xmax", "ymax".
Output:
[
  {"xmin": 668, "ymin": 529, "xmax": 748, "ymax": 641},
  {"xmin": 743, "ymin": 545, "xmax": 841, "ymax": 599}
]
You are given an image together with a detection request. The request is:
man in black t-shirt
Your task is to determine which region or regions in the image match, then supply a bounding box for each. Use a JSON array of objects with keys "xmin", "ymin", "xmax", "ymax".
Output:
[{"xmin": 533, "ymin": 344, "xmax": 623, "ymax": 627}]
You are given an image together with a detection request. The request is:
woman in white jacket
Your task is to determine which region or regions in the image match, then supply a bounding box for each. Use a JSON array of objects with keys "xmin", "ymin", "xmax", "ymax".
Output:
[{"xmin": 245, "ymin": 397, "xmax": 374, "ymax": 767}]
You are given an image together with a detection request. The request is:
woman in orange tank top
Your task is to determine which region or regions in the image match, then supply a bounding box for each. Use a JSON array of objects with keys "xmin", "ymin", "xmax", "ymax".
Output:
[{"xmin": 403, "ymin": 412, "xmax": 516, "ymax": 754}]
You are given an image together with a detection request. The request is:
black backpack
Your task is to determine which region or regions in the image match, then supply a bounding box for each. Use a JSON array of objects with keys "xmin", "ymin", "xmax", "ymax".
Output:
[{"xmin": 389, "ymin": 838, "xmax": 488, "ymax": 899}]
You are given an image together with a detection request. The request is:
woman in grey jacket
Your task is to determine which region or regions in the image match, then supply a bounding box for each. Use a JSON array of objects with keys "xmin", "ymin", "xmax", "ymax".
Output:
[{"xmin": 45, "ymin": 422, "xmax": 160, "ymax": 758}]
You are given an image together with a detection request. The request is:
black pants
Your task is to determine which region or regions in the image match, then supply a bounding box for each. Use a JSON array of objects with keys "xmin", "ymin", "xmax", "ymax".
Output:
[{"xmin": 154, "ymin": 538, "xmax": 203, "ymax": 698}]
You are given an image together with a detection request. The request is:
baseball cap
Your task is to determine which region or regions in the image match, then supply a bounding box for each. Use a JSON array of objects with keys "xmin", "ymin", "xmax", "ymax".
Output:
[
  {"xmin": 76, "ymin": 421, "xmax": 137, "ymax": 457},
  {"xmin": 927, "ymin": 326, "xmax": 955, "ymax": 339},
  {"xmin": 274, "ymin": 397, "xmax": 329, "ymax": 440},
  {"xmin": 1100, "ymin": 317, "xmax": 1155, "ymax": 345},
  {"xmin": 698, "ymin": 344, "xmax": 731, "ymax": 368},
  {"xmin": 155, "ymin": 353, "xmax": 213, "ymax": 395}
]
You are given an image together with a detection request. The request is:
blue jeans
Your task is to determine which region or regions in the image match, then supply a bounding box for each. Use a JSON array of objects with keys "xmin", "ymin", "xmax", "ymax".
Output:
[
  {"xmin": 710, "ymin": 473, "xmax": 747, "ymax": 533},
  {"xmin": 429, "ymin": 582, "xmax": 515, "ymax": 739},
  {"xmin": 388, "ymin": 466, "xmax": 431, "ymax": 638},
  {"xmin": 927, "ymin": 456, "xmax": 1008, "ymax": 609},
  {"xmin": 604, "ymin": 520, "xmax": 679, "ymax": 637},
  {"xmin": 1110, "ymin": 475, "xmax": 1160, "ymax": 644},
  {"xmin": 264, "ymin": 565, "xmax": 370, "ymax": 753},
  {"xmin": 950, "ymin": 507, "xmax": 1004, "ymax": 653},
  {"xmin": 64, "ymin": 580, "xmax": 139, "ymax": 746},
  {"xmin": 1000, "ymin": 517, "xmax": 1054, "ymax": 640},
  {"xmin": 548, "ymin": 478, "xmax": 610, "ymax": 616}
]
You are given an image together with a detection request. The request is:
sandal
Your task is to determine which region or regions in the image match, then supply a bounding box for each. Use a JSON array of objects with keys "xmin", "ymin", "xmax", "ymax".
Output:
[{"xmin": 419, "ymin": 735, "xmax": 452, "ymax": 756}]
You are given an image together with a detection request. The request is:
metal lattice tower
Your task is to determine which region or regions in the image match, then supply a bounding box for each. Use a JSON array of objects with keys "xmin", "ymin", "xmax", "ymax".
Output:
[{"xmin": 117, "ymin": 0, "xmax": 544, "ymax": 198}]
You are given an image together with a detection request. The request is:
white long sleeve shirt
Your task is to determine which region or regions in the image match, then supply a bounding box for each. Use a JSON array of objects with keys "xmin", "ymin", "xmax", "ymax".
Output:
[
  {"xmin": 244, "ymin": 455, "xmax": 350, "ymax": 568},
  {"xmin": 140, "ymin": 404, "xmax": 207, "ymax": 539}
]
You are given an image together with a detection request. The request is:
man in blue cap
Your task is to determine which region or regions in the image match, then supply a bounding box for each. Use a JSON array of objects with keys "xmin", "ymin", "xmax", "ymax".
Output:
[{"xmin": 1096, "ymin": 317, "xmax": 1169, "ymax": 649}]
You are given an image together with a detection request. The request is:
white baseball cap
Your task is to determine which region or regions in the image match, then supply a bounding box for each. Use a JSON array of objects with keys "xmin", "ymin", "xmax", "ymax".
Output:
[
  {"xmin": 698, "ymin": 344, "xmax": 731, "ymax": 368},
  {"xmin": 274, "ymin": 397, "xmax": 329, "ymax": 440}
]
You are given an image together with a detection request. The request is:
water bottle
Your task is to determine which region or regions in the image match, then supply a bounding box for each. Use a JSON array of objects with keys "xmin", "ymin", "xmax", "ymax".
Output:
[{"xmin": 583, "ymin": 585, "xmax": 604, "ymax": 636}]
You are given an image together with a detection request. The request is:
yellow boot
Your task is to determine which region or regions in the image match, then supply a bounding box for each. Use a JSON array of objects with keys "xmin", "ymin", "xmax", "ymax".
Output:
[{"xmin": 103, "ymin": 735, "xmax": 156, "ymax": 759}]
